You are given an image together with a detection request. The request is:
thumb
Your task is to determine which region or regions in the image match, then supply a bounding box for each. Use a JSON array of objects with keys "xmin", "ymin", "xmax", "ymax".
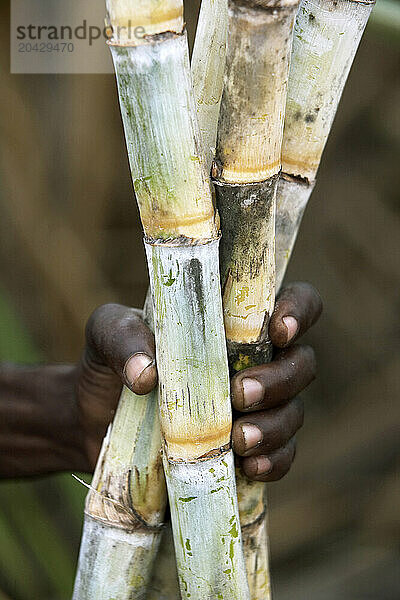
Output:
[{"xmin": 85, "ymin": 303, "xmax": 157, "ymax": 395}]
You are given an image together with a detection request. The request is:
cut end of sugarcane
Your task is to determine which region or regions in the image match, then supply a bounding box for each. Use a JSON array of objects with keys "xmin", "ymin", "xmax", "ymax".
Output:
[{"xmin": 106, "ymin": 0, "xmax": 184, "ymax": 44}]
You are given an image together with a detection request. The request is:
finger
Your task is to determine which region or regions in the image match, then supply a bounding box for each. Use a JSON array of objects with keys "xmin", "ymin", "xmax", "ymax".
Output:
[
  {"xmin": 240, "ymin": 438, "xmax": 296, "ymax": 482},
  {"xmin": 232, "ymin": 396, "xmax": 304, "ymax": 456},
  {"xmin": 85, "ymin": 303, "xmax": 157, "ymax": 395},
  {"xmin": 231, "ymin": 345, "xmax": 316, "ymax": 411},
  {"xmin": 269, "ymin": 281, "xmax": 322, "ymax": 348}
]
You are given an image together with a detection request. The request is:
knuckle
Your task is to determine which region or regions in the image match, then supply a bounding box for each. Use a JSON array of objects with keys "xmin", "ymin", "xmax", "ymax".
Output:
[
  {"xmin": 86, "ymin": 303, "xmax": 119, "ymax": 335},
  {"xmin": 231, "ymin": 423, "xmax": 246, "ymax": 456},
  {"xmin": 118, "ymin": 313, "xmax": 142, "ymax": 336}
]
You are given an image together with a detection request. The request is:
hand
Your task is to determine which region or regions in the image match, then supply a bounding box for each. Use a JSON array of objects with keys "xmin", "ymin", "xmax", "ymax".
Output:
[
  {"xmin": 76, "ymin": 304, "xmax": 158, "ymax": 471},
  {"xmin": 0, "ymin": 305, "xmax": 158, "ymax": 479},
  {"xmin": 77, "ymin": 281, "xmax": 322, "ymax": 481},
  {"xmin": 230, "ymin": 282, "xmax": 322, "ymax": 481}
]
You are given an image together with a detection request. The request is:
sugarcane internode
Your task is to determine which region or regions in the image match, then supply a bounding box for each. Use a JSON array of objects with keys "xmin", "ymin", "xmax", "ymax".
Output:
[{"xmin": 276, "ymin": 0, "xmax": 376, "ymax": 290}]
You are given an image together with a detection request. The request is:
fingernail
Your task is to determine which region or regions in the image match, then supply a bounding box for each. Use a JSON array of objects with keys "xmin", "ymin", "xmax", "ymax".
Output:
[
  {"xmin": 241, "ymin": 424, "xmax": 263, "ymax": 452},
  {"xmin": 242, "ymin": 378, "xmax": 264, "ymax": 408},
  {"xmin": 124, "ymin": 353, "xmax": 154, "ymax": 388},
  {"xmin": 283, "ymin": 316, "xmax": 298, "ymax": 343},
  {"xmin": 251, "ymin": 456, "xmax": 273, "ymax": 476}
]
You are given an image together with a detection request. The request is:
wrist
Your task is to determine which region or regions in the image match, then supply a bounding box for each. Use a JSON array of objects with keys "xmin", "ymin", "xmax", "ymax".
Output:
[{"xmin": 0, "ymin": 363, "xmax": 87, "ymax": 477}]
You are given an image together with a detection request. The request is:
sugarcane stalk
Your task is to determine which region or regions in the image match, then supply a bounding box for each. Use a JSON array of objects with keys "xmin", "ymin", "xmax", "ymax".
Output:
[
  {"xmin": 146, "ymin": 4, "xmax": 230, "ymax": 596},
  {"xmin": 276, "ymin": 0, "xmax": 375, "ymax": 290},
  {"xmin": 212, "ymin": 2, "xmax": 299, "ymax": 598},
  {"xmin": 191, "ymin": 0, "xmax": 228, "ymax": 174},
  {"xmin": 72, "ymin": 1, "xmax": 191, "ymax": 597},
  {"xmin": 106, "ymin": 1, "xmax": 250, "ymax": 598}
]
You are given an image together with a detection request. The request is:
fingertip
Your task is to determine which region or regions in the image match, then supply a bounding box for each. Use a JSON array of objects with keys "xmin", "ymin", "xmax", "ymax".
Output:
[
  {"xmin": 231, "ymin": 375, "xmax": 265, "ymax": 411},
  {"xmin": 231, "ymin": 375, "xmax": 245, "ymax": 410},
  {"xmin": 269, "ymin": 303, "xmax": 300, "ymax": 348},
  {"xmin": 269, "ymin": 313, "xmax": 294, "ymax": 348},
  {"xmin": 241, "ymin": 456, "xmax": 273, "ymax": 480},
  {"xmin": 282, "ymin": 315, "xmax": 299, "ymax": 345},
  {"xmin": 124, "ymin": 353, "xmax": 158, "ymax": 395},
  {"xmin": 232, "ymin": 422, "xmax": 263, "ymax": 456},
  {"xmin": 272, "ymin": 282, "xmax": 323, "ymax": 346},
  {"xmin": 133, "ymin": 363, "xmax": 158, "ymax": 395}
]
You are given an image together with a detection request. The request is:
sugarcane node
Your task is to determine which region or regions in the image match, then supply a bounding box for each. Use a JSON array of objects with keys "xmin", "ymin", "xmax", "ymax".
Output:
[
  {"xmin": 105, "ymin": 0, "xmax": 184, "ymax": 44},
  {"xmin": 107, "ymin": 29, "xmax": 183, "ymax": 47},
  {"xmin": 162, "ymin": 423, "xmax": 232, "ymax": 451},
  {"xmin": 85, "ymin": 466, "xmax": 165, "ymax": 530},
  {"xmin": 144, "ymin": 232, "xmax": 221, "ymax": 248},
  {"xmin": 229, "ymin": 0, "xmax": 299, "ymax": 14},
  {"xmin": 241, "ymin": 507, "xmax": 267, "ymax": 530},
  {"xmin": 280, "ymin": 156, "xmax": 320, "ymax": 182},
  {"xmin": 228, "ymin": 340, "xmax": 273, "ymax": 374},
  {"xmin": 164, "ymin": 442, "xmax": 232, "ymax": 464},
  {"xmin": 280, "ymin": 171, "xmax": 312, "ymax": 187},
  {"xmin": 84, "ymin": 506, "xmax": 164, "ymax": 534}
]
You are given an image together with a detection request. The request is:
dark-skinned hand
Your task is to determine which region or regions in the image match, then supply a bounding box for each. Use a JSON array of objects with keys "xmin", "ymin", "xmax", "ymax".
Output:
[
  {"xmin": 0, "ymin": 282, "xmax": 321, "ymax": 480},
  {"xmin": 77, "ymin": 281, "xmax": 322, "ymax": 481}
]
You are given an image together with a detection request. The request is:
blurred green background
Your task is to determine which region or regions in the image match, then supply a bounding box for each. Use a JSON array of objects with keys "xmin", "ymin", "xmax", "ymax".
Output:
[{"xmin": 0, "ymin": 0, "xmax": 399, "ymax": 598}]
